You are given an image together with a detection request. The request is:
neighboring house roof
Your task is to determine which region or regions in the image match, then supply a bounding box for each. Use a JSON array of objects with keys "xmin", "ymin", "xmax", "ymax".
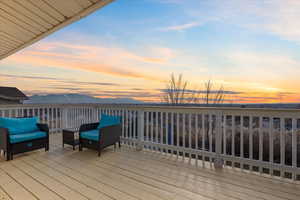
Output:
[
  {"xmin": 0, "ymin": 0, "xmax": 114, "ymax": 60},
  {"xmin": 0, "ymin": 87, "xmax": 28, "ymax": 101}
]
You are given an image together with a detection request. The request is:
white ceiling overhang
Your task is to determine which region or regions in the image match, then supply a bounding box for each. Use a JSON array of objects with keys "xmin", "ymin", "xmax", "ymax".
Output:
[{"xmin": 0, "ymin": 0, "xmax": 114, "ymax": 60}]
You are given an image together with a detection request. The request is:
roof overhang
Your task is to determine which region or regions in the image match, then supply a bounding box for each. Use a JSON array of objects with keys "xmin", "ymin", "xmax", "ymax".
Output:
[
  {"xmin": 0, "ymin": 94, "xmax": 28, "ymax": 101},
  {"xmin": 0, "ymin": 0, "xmax": 114, "ymax": 60}
]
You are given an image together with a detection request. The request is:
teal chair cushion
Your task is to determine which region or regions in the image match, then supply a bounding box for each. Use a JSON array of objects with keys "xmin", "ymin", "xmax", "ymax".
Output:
[
  {"xmin": 0, "ymin": 117, "xmax": 39, "ymax": 135},
  {"xmin": 81, "ymin": 130, "xmax": 99, "ymax": 141},
  {"xmin": 9, "ymin": 131, "xmax": 47, "ymax": 143},
  {"xmin": 97, "ymin": 114, "xmax": 121, "ymax": 130}
]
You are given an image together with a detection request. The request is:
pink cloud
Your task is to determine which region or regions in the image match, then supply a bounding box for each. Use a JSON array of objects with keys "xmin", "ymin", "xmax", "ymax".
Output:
[{"xmin": 4, "ymin": 41, "xmax": 169, "ymax": 81}]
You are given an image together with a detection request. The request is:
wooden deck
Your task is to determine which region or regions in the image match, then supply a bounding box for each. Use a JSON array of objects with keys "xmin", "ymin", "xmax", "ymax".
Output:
[{"xmin": 0, "ymin": 134, "xmax": 300, "ymax": 200}]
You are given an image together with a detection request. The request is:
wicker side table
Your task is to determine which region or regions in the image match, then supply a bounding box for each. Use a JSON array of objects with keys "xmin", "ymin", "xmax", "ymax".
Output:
[{"xmin": 62, "ymin": 129, "xmax": 79, "ymax": 150}]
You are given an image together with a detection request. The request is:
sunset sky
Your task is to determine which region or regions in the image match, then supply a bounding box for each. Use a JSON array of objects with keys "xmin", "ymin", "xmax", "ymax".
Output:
[{"xmin": 1, "ymin": 0, "xmax": 300, "ymax": 103}]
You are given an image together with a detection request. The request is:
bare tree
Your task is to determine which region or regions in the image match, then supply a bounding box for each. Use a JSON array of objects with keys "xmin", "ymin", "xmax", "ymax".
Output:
[
  {"xmin": 191, "ymin": 80, "xmax": 227, "ymax": 151},
  {"xmin": 162, "ymin": 73, "xmax": 192, "ymax": 105},
  {"xmin": 193, "ymin": 80, "xmax": 226, "ymax": 105},
  {"xmin": 162, "ymin": 74, "xmax": 226, "ymax": 105},
  {"xmin": 161, "ymin": 74, "xmax": 228, "ymax": 151}
]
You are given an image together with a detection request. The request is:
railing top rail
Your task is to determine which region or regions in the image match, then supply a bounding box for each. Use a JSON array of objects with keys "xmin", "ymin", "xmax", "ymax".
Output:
[{"xmin": 1, "ymin": 103, "xmax": 300, "ymax": 114}]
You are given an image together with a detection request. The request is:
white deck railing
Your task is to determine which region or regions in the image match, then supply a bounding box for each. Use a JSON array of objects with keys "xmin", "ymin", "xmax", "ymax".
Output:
[{"xmin": 0, "ymin": 104, "xmax": 299, "ymax": 181}]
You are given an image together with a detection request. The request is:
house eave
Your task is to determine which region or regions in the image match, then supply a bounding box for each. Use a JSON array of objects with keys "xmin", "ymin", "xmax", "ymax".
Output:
[{"xmin": 0, "ymin": 0, "xmax": 114, "ymax": 60}]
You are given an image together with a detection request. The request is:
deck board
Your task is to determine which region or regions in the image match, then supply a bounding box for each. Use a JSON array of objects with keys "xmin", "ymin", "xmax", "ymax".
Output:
[
  {"xmin": 0, "ymin": 170, "xmax": 33, "ymax": 200},
  {"xmin": 19, "ymin": 158, "xmax": 112, "ymax": 200},
  {"xmin": 0, "ymin": 163, "xmax": 61, "ymax": 200},
  {"xmin": 98, "ymin": 154, "xmax": 281, "ymax": 200},
  {"xmin": 101, "ymin": 150, "xmax": 300, "ymax": 200},
  {"xmin": 38, "ymin": 152, "xmax": 175, "ymax": 200},
  {"xmin": 29, "ymin": 155, "xmax": 136, "ymax": 200},
  {"xmin": 10, "ymin": 160, "xmax": 88, "ymax": 200},
  {"xmin": 0, "ymin": 133, "xmax": 299, "ymax": 200},
  {"xmin": 66, "ymin": 152, "xmax": 249, "ymax": 200}
]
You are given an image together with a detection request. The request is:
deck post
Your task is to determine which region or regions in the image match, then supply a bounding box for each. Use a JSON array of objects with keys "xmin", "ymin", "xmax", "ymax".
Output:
[
  {"xmin": 136, "ymin": 109, "xmax": 144, "ymax": 151},
  {"xmin": 61, "ymin": 107, "xmax": 68, "ymax": 130},
  {"xmin": 60, "ymin": 107, "xmax": 65, "ymax": 130},
  {"xmin": 214, "ymin": 111, "xmax": 224, "ymax": 169}
]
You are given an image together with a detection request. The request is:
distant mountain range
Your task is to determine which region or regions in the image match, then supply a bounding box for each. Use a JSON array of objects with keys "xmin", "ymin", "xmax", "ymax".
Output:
[
  {"xmin": 24, "ymin": 94, "xmax": 142, "ymax": 104},
  {"xmin": 157, "ymin": 103, "xmax": 300, "ymax": 109},
  {"xmin": 24, "ymin": 94, "xmax": 300, "ymax": 109}
]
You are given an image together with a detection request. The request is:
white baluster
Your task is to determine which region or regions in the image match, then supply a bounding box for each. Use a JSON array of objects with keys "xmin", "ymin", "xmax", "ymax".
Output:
[
  {"xmin": 136, "ymin": 110, "xmax": 144, "ymax": 151},
  {"xmin": 280, "ymin": 117, "xmax": 285, "ymax": 178},
  {"xmin": 214, "ymin": 111, "xmax": 223, "ymax": 169},
  {"xmin": 249, "ymin": 115, "xmax": 253, "ymax": 172},
  {"xmin": 270, "ymin": 117, "xmax": 274, "ymax": 176},
  {"xmin": 292, "ymin": 118, "xmax": 297, "ymax": 180},
  {"xmin": 223, "ymin": 115, "xmax": 227, "ymax": 156},
  {"xmin": 259, "ymin": 116, "xmax": 263, "ymax": 174},
  {"xmin": 188, "ymin": 113, "xmax": 192, "ymax": 163},
  {"xmin": 195, "ymin": 113, "xmax": 199, "ymax": 167},
  {"xmin": 240, "ymin": 115, "xmax": 244, "ymax": 171},
  {"xmin": 176, "ymin": 113, "xmax": 180, "ymax": 160}
]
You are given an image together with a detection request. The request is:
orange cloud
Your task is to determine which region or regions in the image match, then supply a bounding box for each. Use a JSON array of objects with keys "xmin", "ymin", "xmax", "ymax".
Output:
[
  {"xmin": 28, "ymin": 42, "xmax": 173, "ymax": 64},
  {"xmin": 4, "ymin": 41, "xmax": 168, "ymax": 82},
  {"xmin": 7, "ymin": 53, "xmax": 161, "ymax": 81}
]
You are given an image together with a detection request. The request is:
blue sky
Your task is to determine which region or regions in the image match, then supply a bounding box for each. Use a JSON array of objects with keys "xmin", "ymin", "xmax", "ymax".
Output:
[{"xmin": 1, "ymin": 0, "xmax": 300, "ymax": 102}]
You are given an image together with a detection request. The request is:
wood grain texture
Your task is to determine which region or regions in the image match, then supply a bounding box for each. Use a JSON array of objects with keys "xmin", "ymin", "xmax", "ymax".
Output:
[{"xmin": 0, "ymin": 133, "xmax": 299, "ymax": 200}]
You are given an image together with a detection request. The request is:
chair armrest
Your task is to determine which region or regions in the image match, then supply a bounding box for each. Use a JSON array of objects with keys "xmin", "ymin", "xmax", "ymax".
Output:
[
  {"xmin": 0, "ymin": 127, "xmax": 9, "ymax": 150},
  {"xmin": 79, "ymin": 122, "xmax": 99, "ymax": 133},
  {"xmin": 37, "ymin": 123, "xmax": 49, "ymax": 134},
  {"xmin": 99, "ymin": 124, "xmax": 122, "ymax": 147}
]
